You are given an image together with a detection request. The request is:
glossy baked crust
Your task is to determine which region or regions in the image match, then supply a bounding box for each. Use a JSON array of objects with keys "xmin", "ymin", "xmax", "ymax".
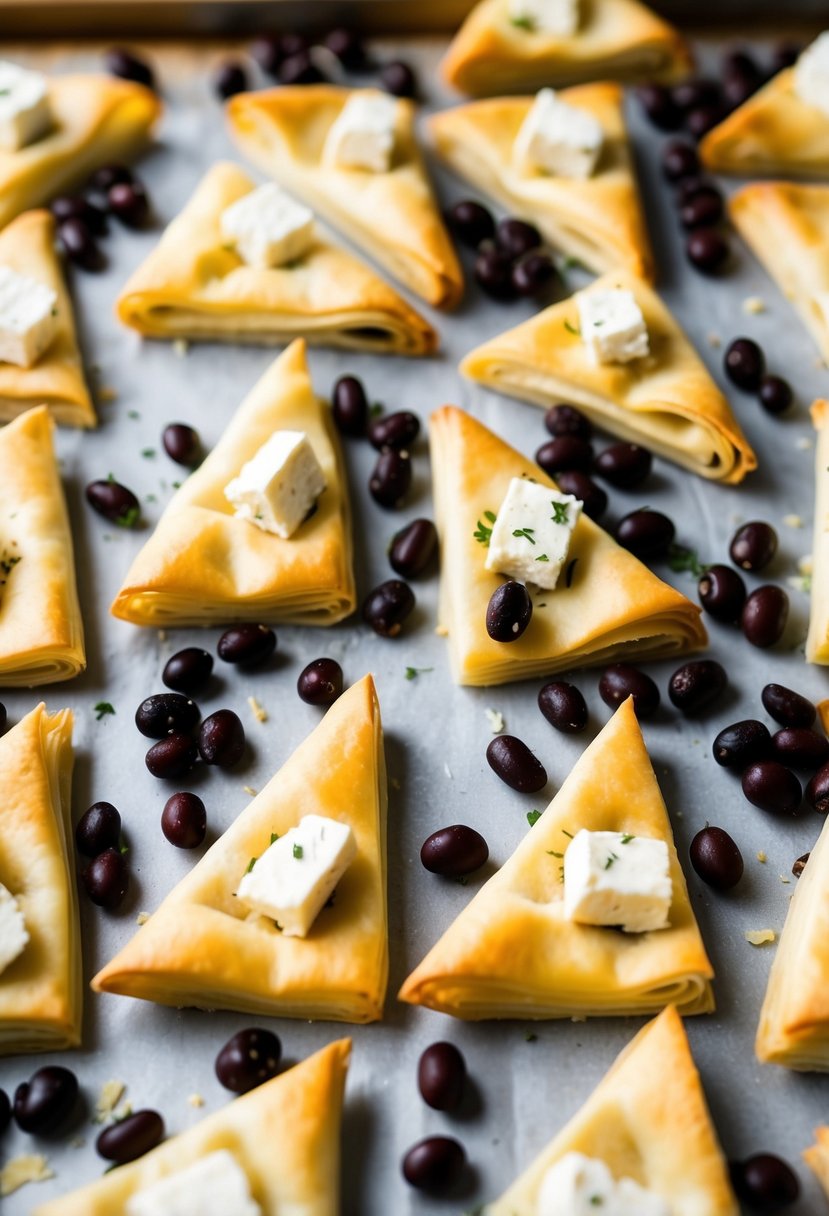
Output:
[
  {"xmin": 0, "ymin": 75, "xmax": 160, "ymax": 229},
  {"xmin": 116, "ymin": 162, "xmax": 437, "ymax": 357},
  {"xmin": 93, "ymin": 677, "xmax": 387, "ymax": 1023},
  {"xmin": 700, "ymin": 69, "xmax": 829, "ymax": 178},
  {"xmin": 440, "ymin": 0, "xmax": 691, "ymax": 96},
  {"xmin": 460, "ymin": 269, "xmax": 756, "ymax": 483},
  {"xmin": 399, "ymin": 699, "xmax": 714, "ymax": 1018},
  {"xmin": 227, "ymin": 86, "xmax": 463, "ymax": 309},
  {"xmin": 0, "ymin": 704, "xmax": 80, "ymax": 1055},
  {"xmin": 804, "ymin": 1127, "xmax": 829, "ymax": 1198},
  {"xmin": 0, "ymin": 211, "xmax": 94, "ymax": 427},
  {"xmin": 807, "ymin": 400, "xmax": 829, "ymax": 664},
  {"xmin": 32, "ymin": 1039, "xmax": 350, "ymax": 1215},
  {"xmin": 429, "ymin": 406, "xmax": 706, "ymax": 686},
  {"xmin": 110, "ymin": 339, "xmax": 356, "ymax": 627},
  {"xmin": 730, "ymin": 182, "xmax": 829, "ymax": 364},
  {"xmin": 0, "ymin": 407, "xmax": 85, "ymax": 685},
  {"xmin": 485, "ymin": 1007, "xmax": 738, "ymax": 1215}
]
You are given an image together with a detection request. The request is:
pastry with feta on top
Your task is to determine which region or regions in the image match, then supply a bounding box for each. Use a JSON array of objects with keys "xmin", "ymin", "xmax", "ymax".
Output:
[
  {"xmin": 807, "ymin": 399, "xmax": 829, "ymax": 665},
  {"xmin": 485, "ymin": 478, "xmax": 582, "ymax": 590},
  {"xmin": 805, "ymin": 1127, "xmax": 829, "ymax": 1198},
  {"xmin": 31, "ymin": 1039, "xmax": 350, "ymax": 1216},
  {"xmin": 227, "ymin": 87, "xmax": 463, "ymax": 309},
  {"xmin": 0, "ymin": 62, "xmax": 53, "ymax": 153},
  {"xmin": 93, "ymin": 676, "xmax": 388, "ymax": 1023},
  {"xmin": 563, "ymin": 829, "xmax": 672, "ymax": 932},
  {"xmin": 110, "ymin": 339, "xmax": 355, "ymax": 627},
  {"xmin": 116, "ymin": 163, "xmax": 436, "ymax": 355},
  {"xmin": 429, "ymin": 84, "xmax": 653, "ymax": 281},
  {"xmin": 0, "ymin": 884, "xmax": 28, "ymax": 976},
  {"xmin": 460, "ymin": 269, "xmax": 756, "ymax": 483},
  {"xmin": 399, "ymin": 697, "xmax": 714, "ymax": 1017}
]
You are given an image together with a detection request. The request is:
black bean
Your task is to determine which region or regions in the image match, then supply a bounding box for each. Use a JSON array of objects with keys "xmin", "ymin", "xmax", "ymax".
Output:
[
  {"xmin": 162, "ymin": 422, "xmax": 200, "ymax": 467},
  {"xmin": 555, "ymin": 470, "xmax": 607, "ymax": 521},
  {"xmin": 0, "ymin": 1088, "xmax": 9, "ymax": 1134},
  {"xmin": 742, "ymin": 762, "xmax": 802, "ymax": 816},
  {"xmin": 368, "ymin": 410, "xmax": 420, "ymax": 451},
  {"xmin": 676, "ymin": 175, "xmax": 714, "ymax": 206},
  {"xmin": 51, "ymin": 194, "xmax": 108, "ymax": 236},
  {"xmin": 135, "ymin": 693, "xmax": 200, "ymax": 739},
  {"xmin": 793, "ymin": 853, "xmax": 809, "ymax": 877},
  {"xmin": 362, "ymin": 579, "xmax": 415, "ymax": 637},
  {"xmin": 741, "ymin": 586, "xmax": 788, "ymax": 648},
  {"xmin": 686, "ymin": 229, "xmax": 730, "ymax": 274},
  {"xmin": 163, "ymin": 647, "xmax": 213, "ymax": 693},
  {"xmin": 369, "ymin": 448, "xmax": 412, "ymax": 507},
  {"xmin": 594, "ymin": 442, "xmax": 652, "ymax": 489},
  {"xmin": 496, "ymin": 217, "xmax": 541, "ymax": 259},
  {"xmin": 89, "ymin": 163, "xmax": 133, "ymax": 193},
  {"xmin": 96, "ymin": 1110, "xmax": 164, "ymax": 1164},
  {"xmin": 536, "ymin": 435, "xmax": 593, "ymax": 475},
  {"xmin": 636, "ymin": 83, "xmax": 683, "ymax": 130},
  {"xmin": 215, "ymin": 1027, "xmax": 281, "ymax": 1094},
  {"xmin": 161, "ymin": 792, "xmax": 206, "ymax": 849},
  {"xmin": 279, "ymin": 51, "xmax": 325, "ymax": 86},
  {"xmin": 212, "ymin": 60, "xmax": 249, "ymax": 100},
  {"xmin": 332, "ymin": 375, "xmax": 368, "ymax": 436},
  {"xmin": 545, "ymin": 405, "xmax": 592, "ymax": 440},
  {"xmin": 421, "ymin": 825, "xmax": 489, "ymax": 878},
  {"xmin": 58, "ymin": 217, "xmax": 103, "ymax": 270},
  {"xmin": 82, "ymin": 849, "xmax": 129, "ymax": 910},
  {"xmin": 538, "ymin": 681, "xmax": 588, "ymax": 733},
  {"xmin": 297, "ymin": 658, "xmax": 344, "ymax": 706},
  {"xmin": 380, "ymin": 59, "xmax": 417, "ymax": 97},
  {"xmin": 690, "ymin": 826, "xmax": 744, "ymax": 890},
  {"xmin": 662, "ymin": 140, "xmax": 699, "ymax": 182},
  {"xmin": 758, "ymin": 375, "xmax": 793, "ymax": 416},
  {"xmin": 250, "ymin": 34, "xmax": 290, "ymax": 75},
  {"xmin": 474, "ymin": 243, "xmax": 516, "ymax": 300},
  {"xmin": 730, "ymin": 521, "xmax": 778, "ymax": 573},
  {"xmin": 322, "ymin": 27, "xmax": 367, "ymax": 69},
  {"xmin": 486, "ymin": 736, "xmax": 547, "ymax": 792},
  {"xmin": 615, "ymin": 509, "xmax": 675, "ymax": 558},
  {"xmin": 512, "ymin": 251, "xmax": 556, "ymax": 297},
  {"xmin": 668, "ymin": 660, "xmax": 727, "ymax": 714},
  {"xmin": 75, "ymin": 802, "xmax": 121, "ymax": 858},
  {"xmin": 679, "ymin": 188, "xmax": 724, "ymax": 230},
  {"xmin": 698, "ymin": 564, "xmax": 747, "ymax": 623},
  {"xmin": 104, "ymin": 47, "xmax": 156, "ymax": 88},
  {"xmin": 712, "ymin": 720, "xmax": 772, "ymax": 768},
  {"xmin": 445, "ymin": 199, "xmax": 495, "ymax": 248},
  {"xmin": 389, "ymin": 519, "xmax": 438, "ymax": 578},
  {"xmin": 14, "ymin": 1067, "xmax": 78, "ymax": 1135},
  {"xmin": 761, "ymin": 683, "xmax": 816, "ymax": 729},
  {"xmin": 108, "ymin": 181, "xmax": 150, "ymax": 228},
  {"xmin": 723, "ymin": 68, "xmax": 760, "ymax": 109},
  {"xmin": 418, "ymin": 1043, "xmax": 466, "ymax": 1111},
  {"xmin": 599, "ymin": 663, "xmax": 660, "ymax": 719},
  {"xmin": 724, "ymin": 338, "xmax": 765, "ymax": 391},
  {"xmin": 402, "ymin": 1136, "xmax": 465, "ymax": 1192},
  {"xmin": 722, "ymin": 48, "xmax": 760, "ymax": 81},
  {"xmin": 730, "ymin": 1154, "xmax": 800, "ymax": 1211},
  {"xmin": 806, "ymin": 762, "xmax": 829, "ymax": 813},
  {"xmin": 686, "ymin": 103, "xmax": 724, "ymax": 139},
  {"xmin": 198, "ymin": 710, "xmax": 246, "ymax": 768},
  {"xmin": 771, "ymin": 728, "xmax": 829, "ymax": 770},
  {"xmin": 217, "ymin": 623, "xmax": 276, "ymax": 667},
  {"xmin": 86, "ymin": 478, "xmax": 140, "ymax": 527},
  {"xmin": 145, "ymin": 733, "xmax": 198, "ymax": 779},
  {"xmin": 0, "ymin": 704, "xmax": 6, "ymax": 735},
  {"xmin": 486, "ymin": 581, "xmax": 532, "ymax": 643},
  {"xmin": 673, "ymin": 77, "xmax": 721, "ymax": 111}
]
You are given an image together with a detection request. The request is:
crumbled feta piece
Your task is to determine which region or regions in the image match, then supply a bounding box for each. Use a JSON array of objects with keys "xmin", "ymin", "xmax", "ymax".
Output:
[
  {"xmin": 126, "ymin": 1150, "xmax": 261, "ymax": 1216},
  {"xmin": 742, "ymin": 295, "xmax": 766, "ymax": 315},
  {"xmin": 0, "ymin": 62, "xmax": 52, "ymax": 152},
  {"xmin": 485, "ymin": 477, "xmax": 582, "ymax": 591},
  {"xmin": 537, "ymin": 1152, "xmax": 670, "ymax": 1216},
  {"xmin": 745, "ymin": 928, "xmax": 776, "ymax": 947},
  {"xmin": 0, "ymin": 882, "xmax": 28, "ymax": 975},
  {"xmin": 0, "ymin": 1154, "xmax": 53, "ymax": 1198},
  {"xmin": 94, "ymin": 1079, "xmax": 126, "ymax": 1123},
  {"xmin": 237, "ymin": 814, "xmax": 356, "ymax": 938},
  {"xmin": 224, "ymin": 430, "xmax": 326, "ymax": 539},
  {"xmin": 248, "ymin": 695, "xmax": 268, "ymax": 723},
  {"xmin": 577, "ymin": 288, "xmax": 649, "ymax": 365},
  {"xmin": 514, "ymin": 88, "xmax": 603, "ymax": 178},
  {"xmin": 485, "ymin": 707, "xmax": 505, "ymax": 733},
  {"xmin": 324, "ymin": 91, "xmax": 398, "ymax": 173},
  {"xmin": 508, "ymin": 0, "xmax": 579, "ymax": 35},
  {"xmin": 795, "ymin": 32, "xmax": 829, "ymax": 118},
  {"xmin": 220, "ymin": 183, "xmax": 314, "ymax": 269},
  {"xmin": 563, "ymin": 830, "xmax": 672, "ymax": 934},
  {"xmin": 0, "ymin": 265, "xmax": 58, "ymax": 368}
]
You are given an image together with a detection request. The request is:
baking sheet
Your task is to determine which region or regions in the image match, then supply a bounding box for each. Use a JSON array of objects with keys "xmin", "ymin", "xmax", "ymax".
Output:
[{"xmin": 1, "ymin": 36, "xmax": 829, "ymax": 1215}]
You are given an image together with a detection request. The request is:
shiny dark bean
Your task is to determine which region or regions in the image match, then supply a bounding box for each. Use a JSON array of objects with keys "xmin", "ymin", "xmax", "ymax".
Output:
[
  {"xmin": 486, "ymin": 735, "xmax": 547, "ymax": 792},
  {"xmin": 690, "ymin": 826, "xmax": 744, "ymax": 891},
  {"xmin": 599, "ymin": 663, "xmax": 660, "ymax": 719},
  {"xmin": 96, "ymin": 1110, "xmax": 164, "ymax": 1164},
  {"xmin": 161, "ymin": 792, "xmax": 206, "ymax": 849},
  {"xmin": 544, "ymin": 404, "xmax": 592, "ymax": 440},
  {"xmin": 806, "ymin": 762, "xmax": 829, "ymax": 813},
  {"xmin": 369, "ymin": 448, "xmax": 411, "ymax": 507},
  {"xmin": 636, "ymin": 83, "xmax": 683, "ymax": 130},
  {"xmin": 724, "ymin": 337, "xmax": 765, "ymax": 391},
  {"xmin": 555, "ymin": 471, "xmax": 607, "ymax": 521},
  {"xmin": 771, "ymin": 41, "xmax": 801, "ymax": 72},
  {"xmin": 215, "ymin": 1027, "xmax": 281, "ymax": 1093},
  {"xmin": 723, "ymin": 69, "xmax": 760, "ymax": 109},
  {"xmin": 496, "ymin": 217, "xmax": 542, "ymax": 259},
  {"xmin": 368, "ymin": 410, "xmax": 420, "ymax": 451},
  {"xmin": 686, "ymin": 228, "xmax": 730, "ymax": 274},
  {"xmin": 279, "ymin": 51, "xmax": 325, "ymax": 86},
  {"xmin": 421, "ymin": 825, "xmax": 488, "ymax": 878},
  {"xmin": 474, "ymin": 243, "xmax": 516, "ymax": 300},
  {"xmin": 75, "ymin": 802, "xmax": 121, "ymax": 857},
  {"xmin": 362, "ymin": 579, "xmax": 415, "ymax": 637},
  {"xmin": 217, "ymin": 623, "xmax": 276, "ymax": 667},
  {"xmin": 89, "ymin": 163, "xmax": 133, "ymax": 193},
  {"xmin": 594, "ymin": 442, "xmax": 652, "ymax": 489},
  {"xmin": 297, "ymin": 658, "xmax": 344, "ymax": 706},
  {"xmin": 82, "ymin": 849, "xmax": 130, "ymax": 910},
  {"xmin": 686, "ymin": 103, "xmax": 724, "ymax": 139},
  {"xmin": 0, "ymin": 1088, "xmax": 9, "ymax": 1134},
  {"xmin": 662, "ymin": 140, "xmax": 699, "ymax": 182},
  {"xmin": 731, "ymin": 1153, "xmax": 800, "ymax": 1211},
  {"xmin": 615, "ymin": 509, "xmax": 675, "ymax": 558},
  {"xmin": 58, "ymin": 216, "xmax": 103, "ymax": 270},
  {"xmin": 51, "ymin": 194, "xmax": 108, "ymax": 236},
  {"xmin": 538, "ymin": 681, "xmax": 588, "ymax": 733},
  {"xmin": 793, "ymin": 852, "xmax": 809, "ymax": 877},
  {"xmin": 772, "ymin": 728, "xmax": 829, "ymax": 770},
  {"xmin": 676, "ymin": 175, "xmax": 714, "ymax": 205},
  {"xmin": 380, "ymin": 59, "xmax": 417, "ymax": 97},
  {"xmin": 389, "ymin": 519, "xmax": 438, "ymax": 578},
  {"xmin": 668, "ymin": 659, "xmax": 728, "ymax": 714},
  {"xmin": 213, "ymin": 60, "xmax": 249, "ymax": 99},
  {"xmin": 673, "ymin": 77, "xmax": 721, "ymax": 111},
  {"xmin": 198, "ymin": 710, "xmax": 245, "ymax": 768},
  {"xmin": 486, "ymin": 580, "xmax": 532, "ymax": 643},
  {"xmin": 332, "ymin": 375, "xmax": 369, "ymax": 437},
  {"xmin": 86, "ymin": 478, "xmax": 140, "ymax": 527},
  {"xmin": 512, "ymin": 251, "xmax": 556, "ymax": 297},
  {"xmin": 723, "ymin": 47, "xmax": 760, "ymax": 79},
  {"xmin": 163, "ymin": 647, "xmax": 213, "ymax": 693},
  {"xmin": 135, "ymin": 693, "xmax": 199, "ymax": 739},
  {"xmin": 14, "ymin": 1067, "xmax": 78, "ymax": 1134},
  {"xmin": 418, "ymin": 1042, "xmax": 466, "ymax": 1111},
  {"xmin": 145, "ymin": 733, "xmax": 198, "ymax": 779},
  {"xmin": 742, "ymin": 762, "xmax": 802, "ymax": 816},
  {"xmin": 108, "ymin": 181, "xmax": 150, "ymax": 228},
  {"xmin": 104, "ymin": 47, "xmax": 155, "ymax": 88},
  {"xmin": 758, "ymin": 375, "xmax": 793, "ymax": 416},
  {"xmin": 698, "ymin": 564, "xmax": 747, "ymax": 623},
  {"xmin": 741, "ymin": 586, "xmax": 789, "ymax": 648},
  {"xmin": 445, "ymin": 199, "xmax": 495, "ymax": 248},
  {"xmin": 402, "ymin": 1136, "xmax": 466, "ymax": 1192},
  {"xmin": 162, "ymin": 422, "xmax": 200, "ymax": 467},
  {"xmin": 730, "ymin": 521, "xmax": 778, "ymax": 571},
  {"xmin": 536, "ymin": 435, "xmax": 593, "ymax": 476},
  {"xmin": 0, "ymin": 704, "xmax": 6, "ymax": 735},
  {"xmin": 761, "ymin": 683, "xmax": 816, "ymax": 729},
  {"xmin": 679, "ymin": 188, "xmax": 724, "ymax": 230},
  {"xmin": 323, "ymin": 27, "xmax": 367, "ymax": 68},
  {"xmin": 249, "ymin": 35, "xmax": 282, "ymax": 74},
  {"xmin": 712, "ymin": 720, "xmax": 772, "ymax": 768}
]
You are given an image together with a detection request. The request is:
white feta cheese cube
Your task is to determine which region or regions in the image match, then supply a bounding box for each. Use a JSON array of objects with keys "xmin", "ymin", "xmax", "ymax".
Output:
[
  {"xmin": 126, "ymin": 1150, "xmax": 261, "ymax": 1216},
  {"xmin": 324, "ymin": 91, "xmax": 399, "ymax": 173},
  {"xmin": 513, "ymin": 88, "xmax": 603, "ymax": 179},
  {"xmin": 220, "ymin": 183, "xmax": 314, "ymax": 269},
  {"xmin": 0, "ymin": 62, "xmax": 53, "ymax": 152},
  {"xmin": 0, "ymin": 265, "xmax": 58, "ymax": 368},
  {"xmin": 508, "ymin": 0, "xmax": 579, "ymax": 36},
  {"xmin": 0, "ymin": 883, "xmax": 28, "ymax": 976},
  {"xmin": 577, "ymin": 288, "xmax": 650, "ymax": 365},
  {"xmin": 224, "ymin": 430, "xmax": 326, "ymax": 539},
  {"xmin": 563, "ymin": 830, "xmax": 672, "ymax": 934},
  {"xmin": 237, "ymin": 814, "xmax": 357, "ymax": 938},
  {"xmin": 794, "ymin": 32, "xmax": 829, "ymax": 118},
  {"xmin": 537, "ymin": 1152, "xmax": 670, "ymax": 1216},
  {"xmin": 485, "ymin": 477, "xmax": 582, "ymax": 591}
]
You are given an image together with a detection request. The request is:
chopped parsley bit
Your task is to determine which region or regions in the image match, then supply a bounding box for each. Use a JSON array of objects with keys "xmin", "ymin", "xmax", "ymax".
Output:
[
  {"xmin": 94, "ymin": 702, "xmax": 116, "ymax": 721},
  {"xmin": 527, "ymin": 809, "xmax": 542, "ymax": 827},
  {"xmin": 565, "ymin": 557, "xmax": 578, "ymax": 588},
  {"xmin": 115, "ymin": 506, "xmax": 140, "ymax": 529},
  {"xmin": 171, "ymin": 481, "xmax": 182, "ymax": 490},
  {"xmin": 473, "ymin": 510, "xmax": 497, "ymax": 546},
  {"xmin": 512, "ymin": 526, "xmax": 536, "ymax": 544},
  {"xmin": 525, "ymin": 1032, "xmax": 537, "ymax": 1042},
  {"xmin": 270, "ymin": 832, "xmax": 279, "ymax": 845},
  {"xmin": 590, "ymin": 1198, "xmax": 604, "ymax": 1207},
  {"xmin": 293, "ymin": 843, "xmax": 304, "ymax": 860},
  {"xmin": 370, "ymin": 402, "xmax": 384, "ymax": 418},
  {"xmin": 551, "ymin": 501, "xmax": 569, "ymax": 525},
  {"xmin": 564, "ymin": 318, "xmax": 581, "ymax": 336},
  {"xmin": 141, "ymin": 448, "xmax": 156, "ymax": 459},
  {"xmin": 127, "ymin": 409, "xmax": 141, "ymax": 420},
  {"xmin": 667, "ymin": 543, "xmax": 709, "ymax": 578},
  {"xmin": 510, "ymin": 13, "xmax": 535, "ymax": 28},
  {"xmin": 245, "ymin": 856, "xmax": 257, "ymax": 873},
  {"xmin": 561, "ymin": 828, "xmax": 574, "ymax": 838},
  {"xmin": 535, "ymin": 553, "xmax": 550, "ymax": 562},
  {"xmin": 604, "ymin": 851, "xmax": 619, "ymax": 870},
  {"xmin": 405, "ymin": 665, "xmax": 433, "ymax": 680},
  {"xmin": 546, "ymin": 850, "xmax": 563, "ymax": 858},
  {"xmin": 0, "ymin": 551, "xmax": 21, "ymax": 582},
  {"xmin": 145, "ymin": 493, "xmax": 158, "ymax": 503},
  {"xmin": 560, "ymin": 254, "xmax": 589, "ymax": 272},
  {"xmin": 620, "ymin": 833, "xmax": 635, "ymax": 844}
]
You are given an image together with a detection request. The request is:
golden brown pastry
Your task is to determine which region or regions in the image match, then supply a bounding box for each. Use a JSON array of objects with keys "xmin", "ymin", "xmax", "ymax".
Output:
[
  {"xmin": 399, "ymin": 698, "xmax": 714, "ymax": 1018},
  {"xmin": 804, "ymin": 1128, "xmax": 829, "ymax": 1198},
  {"xmin": 110, "ymin": 339, "xmax": 356, "ymax": 627},
  {"xmin": 227, "ymin": 86, "xmax": 463, "ymax": 309},
  {"xmin": 807, "ymin": 400, "xmax": 829, "ymax": 664}
]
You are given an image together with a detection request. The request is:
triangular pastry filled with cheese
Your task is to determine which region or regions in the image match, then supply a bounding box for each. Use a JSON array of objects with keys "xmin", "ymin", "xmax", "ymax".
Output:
[
  {"xmin": 399, "ymin": 698, "xmax": 714, "ymax": 1018},
  {"xmin": 807, "ymin": 400, "xmax": 829, "ymax": 664},
  {"xmin": 93, "ymin": 676, "xmax": 387, "ymax": 1023},
  {"xmin": 805, "ymin": 1128, "xmax": 829, "ymax": 1199}
]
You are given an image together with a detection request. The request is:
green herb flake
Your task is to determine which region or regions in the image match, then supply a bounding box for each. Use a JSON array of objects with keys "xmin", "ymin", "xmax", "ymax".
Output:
[
  {"xmin": 551, "ymin": 501, "xmax": 569, "ymax": 525},
  {"xmin": 525, "ymin": 1032, "xmax": 538, "ymax": 1042},
  {"xmin": 246, "ymin": 856, "xmax": 257, "ymax": 873},
  {"xmin": 667, "ymin": 543, "xmax": 709, "ymax": 578},
  {"xmin": 561, "ymin": 828, "xmax": 574, "ymax": 839},
  {"xmin": 115, "ymin": 506, "xmax": 140, "ymax": 529},
  {"xmin": 405, "ymin": 666, "xmax": 433, "ymax": 681},
  {"xmin": 370, "ymin": 402, "xmax": 384, "ymax": 418},
  {"xmin": 527, "ymin": 810, "xmax": 542, "ymax": 827},
  {"xmin": 604, "ymin": 851, "xmax": 619, "ymax": 870},
  {"xmin": 141, "ymin": 448, "xmax": 156, "ymax": 459},
  {"xmin": 293, "ymin": 843, "xmax": 304, "ymax": 860},
  {"xmin": 270, "ymin": 832, "xmax": 279, "ymax": 845},
  {"xmin": 512, "ymin": 526, "xmax": 536, "ymax": 544},
  {"xmin": 620, "ymin": 833, "xmax": 635, "ymax": 844},
  {"xmin": 127, "ymin": 409, "xmax": 141, "ymax": 420},
  {"xmin": 546, "ymin": 850, "xmax": 563, "ymax": 858},
  {"xmin": 94, "ymin": 702, "xmax": 115, "ymax": 721},
  {"xmin": 535, "ymin": 553, "xmax": 550, "ymax": 562},
  {"xmin": 473, "ymin": 510, "xmax": 497, "ymax": 546},
  {"xmin": 564, "ymin": 319, "xmax": 581, "ymax": 336},
  {"xmin": 510, "ymin": 13, "xmax": 536, "ymax": 28}
]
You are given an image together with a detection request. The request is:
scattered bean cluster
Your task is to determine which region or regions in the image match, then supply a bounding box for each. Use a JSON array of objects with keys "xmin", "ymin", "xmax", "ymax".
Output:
[{"xmin": 446, "ymin": 201, "xmax": 558, "ymax": 302}]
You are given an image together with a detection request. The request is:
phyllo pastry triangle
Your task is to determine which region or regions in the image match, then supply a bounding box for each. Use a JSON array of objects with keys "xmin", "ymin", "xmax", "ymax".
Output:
[
  {"xmin": 807, "ymin": 400, "xmax": 829, "ymax": 665},
  {"xmin": 805, "ymin": 1127, "xmax": 829, "ymax": 1199}
]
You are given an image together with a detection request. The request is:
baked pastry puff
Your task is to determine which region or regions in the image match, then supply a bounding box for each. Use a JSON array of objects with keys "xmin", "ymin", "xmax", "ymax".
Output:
[
  {"xmin": 805, "ymin": 1128, "xmax": 829, "ymax": 1199},
  {"xmin": 110, "ymin": 339, "xmax": 356, "ymax": 627},
  {"xmin": 93, "ymin": 676, "xmax": 387, "ymax": 1023},
  {"xmin": 807, "ymin": 400, "xmax": 829, "ymax": 664},
  {"xmin": 461, "ymin": 269, "xmax": 756, "ymax": 484},
  {"xmin": 430, "ymin": 406, "xmax": 706, "ymax": 686},
  {"xmin": 429, "ymin": 84, "xmax": 653, "ymax": 281},
  {"xmin": 32, "ymin": 1039, "xmax": 350, "ymax": 1215},
  {"xmin": 440, "ymin": 0, "xmax": 691, "ymax": 96},
  {"xmin": 0, "ymin": 703, "xmax": 81, "ymax": 1055},
  {"xmin": 227, "ymin": 86, "xmax": 463, "ymax": 309},
  {"xmin": 0, "ymin": 211, "xmax": 94, "ymax": 427},
  {"xmin": 116, "ymin": 162, "xmax": 437, "ymax": 357},
  {"xmin": 484, "ymin": 1007, "xmax": 737, "ymax": 1215},
  {"xmin": 0, "ymin": 75, "xmax": 160, "ymax": 229},
  {"xmin": 399, "ymin": 698, "xmax": 714, "ymax": 1018},
  {"xmin": 0, "ymin": 406, "xmax": 85, "ymax": 685}
]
